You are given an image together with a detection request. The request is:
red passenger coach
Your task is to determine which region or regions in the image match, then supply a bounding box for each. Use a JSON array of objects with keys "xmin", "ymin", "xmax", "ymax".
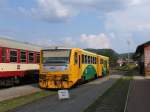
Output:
[{"xmin": 0, "ymin": 37, "xmax": 41, "ymax": 86}]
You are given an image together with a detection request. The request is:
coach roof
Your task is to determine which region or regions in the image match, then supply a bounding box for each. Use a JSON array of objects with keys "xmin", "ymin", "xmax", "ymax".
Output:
[{"xmin": 0, "ymin": 37, "xmax": 41, "ymax": 51}]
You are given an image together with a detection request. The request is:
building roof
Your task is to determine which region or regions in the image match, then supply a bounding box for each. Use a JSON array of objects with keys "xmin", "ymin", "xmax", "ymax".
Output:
[{"xmin": 0, "ymin": 37, "xmax": 42, "ymax": 51}]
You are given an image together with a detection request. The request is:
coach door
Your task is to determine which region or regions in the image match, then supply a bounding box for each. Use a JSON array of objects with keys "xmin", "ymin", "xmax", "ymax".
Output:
[
  {"xmin": 78, "ymin": 52, "xmax": 82, "ymax": 80},
  {"xmin": 74, "ymin": 51, "xmax": 82, "ymax": 79}
]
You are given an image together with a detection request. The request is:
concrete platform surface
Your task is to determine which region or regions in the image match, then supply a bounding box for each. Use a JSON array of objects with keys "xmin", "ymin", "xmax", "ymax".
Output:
[
  {"xmin": 126, "ymin": 79, "xmax": 150, "ymax": 112},
  {"xmin": 10, "ymin": 75, "xmax": 121, "ymax": 112},
  {"xmin": 0, "ymin": 84, "xmax": 41, "ymax": 102}
]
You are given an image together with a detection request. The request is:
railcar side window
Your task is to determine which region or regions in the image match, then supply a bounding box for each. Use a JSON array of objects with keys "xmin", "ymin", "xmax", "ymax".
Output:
[
  {"xmin": 92, "ymin": 57, "xmax": 94, "ymax": 64},
  {"xmin": 94, "ymin": 57, "xmax": 96, "ymax": 64},
  {"xmin": 10, "ymin": 50, "xmax": 17, "ymax": 62},
  {"xmin": 100, "ymin": 59, "xmax": 103, "ymax": 64},
  {"xmin": 85, "ymin": 55, "xmax": 87, "ymax": 64},
  {"xmin": 2, "ymin": 48, "xmax": 6, "ymax": 63},
  {"xmin": 29, "ymin": 52, "xmax": 34, "ymax": 63},
  {"xmin": 20, "ymin": 51, "xmax": 26, "ymax": 63},
  {"xmin": 104, "ymin": 60, "xmax": 107, "ymax": 67},
  {"xmin": 82, "ymin": 54, "xmax": 84, "ymax": 64},
  {"xmin": 36, "ymin": 53, "xmax": 40, "ymax": 63},
  {"xmin": 90, "ymin": 56, "xmax": 92, "ymax": 64},
  {"xmin": 88, "ymin": 56, "xmax": 90, "ymax": 64},
  {"xmin": 74, "ymin": 52, "xmax": 78, "ymax": 64}
]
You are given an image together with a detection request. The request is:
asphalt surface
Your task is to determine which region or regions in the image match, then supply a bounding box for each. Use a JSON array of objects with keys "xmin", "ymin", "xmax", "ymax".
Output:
[
  {"xmin": 126, "ymin": 79, "xmax": 150, "ymax": 112},
  {"xmin": 0, "ymin": 84, "xmax": 41, "ymax": 102},
  {"xmin": 10, "ymin": 75, "xmax": 121, "ymax": 112}
]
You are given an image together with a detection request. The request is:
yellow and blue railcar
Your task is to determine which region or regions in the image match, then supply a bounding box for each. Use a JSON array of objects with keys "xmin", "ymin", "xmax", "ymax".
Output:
[{"xmin": 39, "ymin": 48, "xmax": 109, "ymax": 89}]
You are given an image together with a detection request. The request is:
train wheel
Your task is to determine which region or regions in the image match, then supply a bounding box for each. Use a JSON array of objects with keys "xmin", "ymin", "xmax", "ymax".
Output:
[
  {"xmin": 94, "ymin": 74, "xmax": 98, "ymax": 79},
  {"xmin": 0, "ymin": 79, "xmax": 5, "ymax": 87}
]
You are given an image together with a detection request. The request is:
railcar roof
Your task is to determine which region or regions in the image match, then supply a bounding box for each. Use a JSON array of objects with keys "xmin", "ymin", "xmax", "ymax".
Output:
[
  {"xmin": 0, "ymin": 37, "xmax": 42, "ymax": 51},
  {"xmin": 99, "ymin": 55, "xmax": 109, "ymax": 60}
]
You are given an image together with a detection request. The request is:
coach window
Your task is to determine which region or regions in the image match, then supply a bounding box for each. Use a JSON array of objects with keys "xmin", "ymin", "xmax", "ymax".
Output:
[
  {"xmin": 29, "ymin": 52, "xmax": 34, "ymax": 63},
  {"xmin": 10, "ymin": 49, "xmax": 18, "ymax": 62},
  {"xmin": 74, "ymin": 52, "xmax": 78, "ymax": 64},
  {"xmin": 2, "ymin": 48, "xmax": 6, "ymax": 63},
  {"xmin": 20, "ymin": 51, "xmax": 26, "ymax": 63},
  {"xmin": 36, "ymin": 53, "xmax": 40, "ymax": 63}
]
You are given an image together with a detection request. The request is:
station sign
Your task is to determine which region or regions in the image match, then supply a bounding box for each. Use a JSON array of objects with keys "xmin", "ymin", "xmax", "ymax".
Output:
[{"xmin": 58, "ymin": 90, "xmax": 70, "ymax": 100}]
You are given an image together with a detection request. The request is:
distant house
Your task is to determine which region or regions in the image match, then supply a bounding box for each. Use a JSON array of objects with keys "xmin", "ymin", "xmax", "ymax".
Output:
[{"xmin": 135, "ymin": 41, "xmax": 150, "ymax": 76}]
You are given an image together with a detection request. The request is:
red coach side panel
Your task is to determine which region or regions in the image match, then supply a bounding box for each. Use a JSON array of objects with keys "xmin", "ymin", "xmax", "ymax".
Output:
[
  {"xmin": 6, "ymin": 48, "xmax": 9, "ymax": 63},
  {"xmin": 0, "ymin": 48, "xmax": 2, "ymax": 63}
]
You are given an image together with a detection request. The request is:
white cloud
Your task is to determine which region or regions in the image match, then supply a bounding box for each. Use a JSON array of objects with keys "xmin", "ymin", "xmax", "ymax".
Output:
[
  {"xmin": 34, "ymin": 33, "xmax": 110, "ymax": 49},
  {"xmin": 35, "ymin": 37, "xmax": 76, "ymax": 48},
  {"xmin": 31, "ymin": 0, "xmax": 74, "ymax": 22},
  {"xmin": 80, "ymin": 33, "xmax": 110, "ymax": 49},
  {"xmin": 4, "ymin": 0, "xmax": 136, "ymax": 22},
  {"xmin": 63, "ymin": 37, "xmax": 76, "ymax": 47},
  {"xmin": 65, "ymin": 0, "xmax": 132, "ymax": 11},
  {"xmin": 105, "ymin": 0, "xmax": 150, "ymax": 32},
  {"xmin": 31, "ymin": 0, "xmax": 134, "ymax": 22}
]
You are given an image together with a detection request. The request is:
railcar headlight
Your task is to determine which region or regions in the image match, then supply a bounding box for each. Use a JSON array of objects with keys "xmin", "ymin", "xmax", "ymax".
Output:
[{"xmin": 64, "ymin": 64, "xmax": 69, "ymax": 70}]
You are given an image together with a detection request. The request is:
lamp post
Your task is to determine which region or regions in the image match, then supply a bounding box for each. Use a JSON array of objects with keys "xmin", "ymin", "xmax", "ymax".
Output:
[{"xmin": 127, "ymin": 40, "xmax": 130, "ymax": 64}]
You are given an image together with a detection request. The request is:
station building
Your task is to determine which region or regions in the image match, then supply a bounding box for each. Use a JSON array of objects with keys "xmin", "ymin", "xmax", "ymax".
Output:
[{"xmin": 135, "ymin": 41, "xmax": 150, "ymax": 76}]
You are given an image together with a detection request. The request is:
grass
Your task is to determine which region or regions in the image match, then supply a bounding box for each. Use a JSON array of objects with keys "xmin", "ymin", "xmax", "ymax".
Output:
[
  {"xmin": 115, "ymin": 63, "xmax": 137, "ymax": 71},
  {"xmin": 0, "ymin": 90, "xmax": 56, "ymax": 112},
  {"xmin": 84, "ymin": 77, "xmax": 132, "ymax": 112}
]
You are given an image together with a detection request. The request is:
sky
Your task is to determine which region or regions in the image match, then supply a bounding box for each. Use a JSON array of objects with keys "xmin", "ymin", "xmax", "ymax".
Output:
[{"xmin": 0, "ymin": 0, "xmax": 150, "ymax": 53}]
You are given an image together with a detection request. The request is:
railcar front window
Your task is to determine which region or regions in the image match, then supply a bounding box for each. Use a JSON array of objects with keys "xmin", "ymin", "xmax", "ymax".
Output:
[{"xmin": 42, "ymin": 50, "xmax": 70, "ymax": 65}]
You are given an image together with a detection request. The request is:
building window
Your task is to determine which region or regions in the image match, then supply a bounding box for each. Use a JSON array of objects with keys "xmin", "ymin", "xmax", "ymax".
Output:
[
  {"xmin": 20, "ymin": 51, "xmax": 26, "ymax": 63},
  {"xmin": 36, "ymin": 53, "xmax": 40, "ymax": 63},
  {"xmin": 29, "ymin": 52, "xmax": 34, "ymax": 63},
  {"xmin": 2, "ymin": 48, "xmax": 6, "ymax": 63},
  {"xmin": 10, "ymin": 50, "xmax": 17, "ymax": 62},
  {"xmin": 93, "ymin": 57, "xmax": 95, "ymax": 64},
  {"xmin": 74, "ymin": 52, "xmax": 78, "ymax": 64}
]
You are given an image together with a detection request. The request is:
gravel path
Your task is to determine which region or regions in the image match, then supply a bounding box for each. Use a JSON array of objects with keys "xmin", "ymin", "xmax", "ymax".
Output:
[
  {"xmin": 11, "ymin": 75, "xmax": 121, "ymax": 112},
  {"xmin": 126, "ymin": 79, "xmax": 150, "ymax": 112},
  {"xmin": 0, "ymin": 84, "xmax": 41, "ymax": 102}
]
